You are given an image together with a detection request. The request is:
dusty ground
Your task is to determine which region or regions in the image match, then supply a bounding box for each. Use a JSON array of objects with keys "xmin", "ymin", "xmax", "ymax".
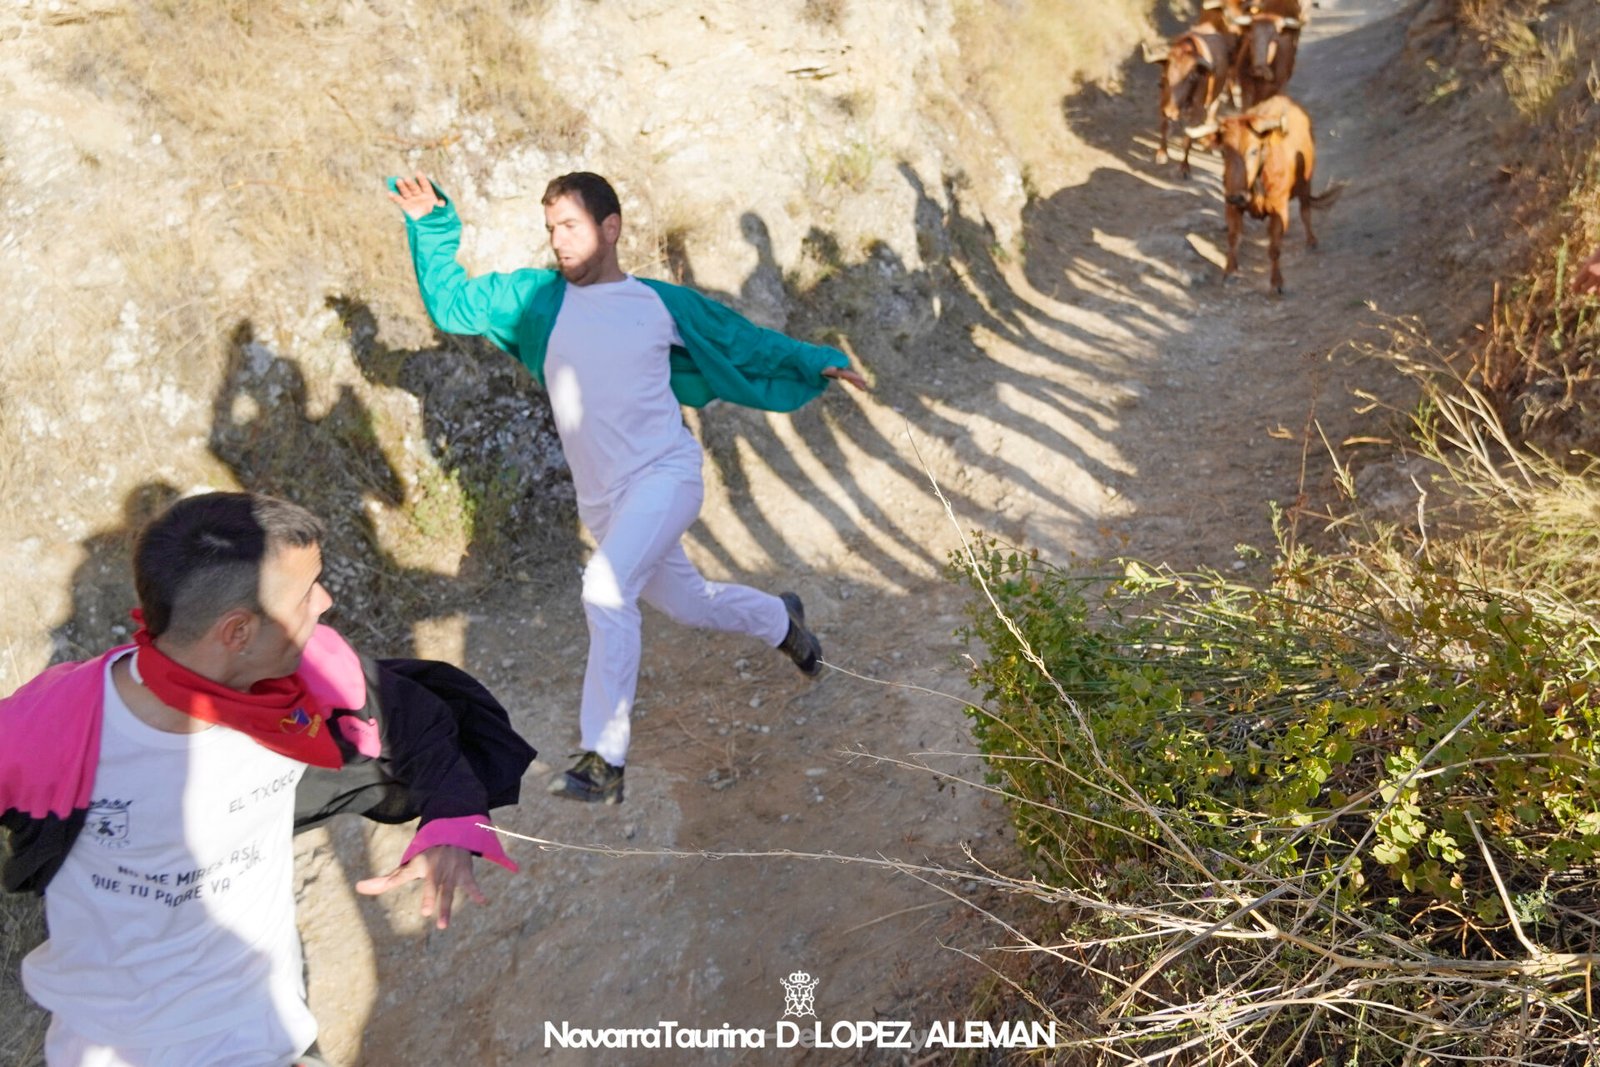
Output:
[
  {"xmin": 274, "ymin": 1, "xmax": 1497, "ymax": 1064},
  {"xmin": 3, "ymin": 0, "xmax": 1509, "ymax": 1062}
]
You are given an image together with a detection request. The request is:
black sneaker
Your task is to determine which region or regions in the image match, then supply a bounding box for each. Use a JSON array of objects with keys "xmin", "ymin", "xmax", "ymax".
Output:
[
  {"xmin": 548, "ymin": 751, "xmax": 625, "ymax": 804},
  {"xmin": 777, "ymin": 592, "xmax": 822, "ymax": 677}
]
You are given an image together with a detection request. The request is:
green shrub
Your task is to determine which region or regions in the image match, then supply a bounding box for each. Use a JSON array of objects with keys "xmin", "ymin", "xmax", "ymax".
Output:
[
  {"xmin": 959, "ymin": 537, "xmax": 1600, "ymax": 936},
  {"xmin": 953, "ymin": 534, "xmax": 1600, "ymax": 1059}
]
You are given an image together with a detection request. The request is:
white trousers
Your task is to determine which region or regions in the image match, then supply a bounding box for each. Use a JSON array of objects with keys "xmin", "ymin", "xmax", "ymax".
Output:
[
  {"xmin": 45, "ymin": 1013, "xmax": 314, "ymax": 1067},
  {"xmin": 578, "ymin": 462, "xmax": 789, "ymax": 765}
]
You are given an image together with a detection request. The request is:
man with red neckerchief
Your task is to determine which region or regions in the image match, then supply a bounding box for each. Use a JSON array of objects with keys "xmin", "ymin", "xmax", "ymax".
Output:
[{"xmin": 0, "ymin": 492, "xmax": 534, "ymax": 1067}]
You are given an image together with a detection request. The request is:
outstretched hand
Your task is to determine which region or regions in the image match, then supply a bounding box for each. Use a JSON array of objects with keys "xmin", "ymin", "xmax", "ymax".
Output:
[
  {"xmin": 355, "ymin": 845, "xmax": 486, "ymax": 930},
  {"xmin": 823, "ymin": 366, "xmax": 869, "ymax": 390},
  {"xmin": 388, "ymin": 172, "xmax": 444, "ymax": 220},
  {"xmin": 1571, "ymin": 248, "xmax": 1600, "ymax": 297}
]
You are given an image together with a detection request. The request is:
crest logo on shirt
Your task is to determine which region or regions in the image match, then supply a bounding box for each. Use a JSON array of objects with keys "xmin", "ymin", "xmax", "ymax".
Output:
[{"xmin": 86, "ymin": 799, "xmax": 132, "ymax": 848}]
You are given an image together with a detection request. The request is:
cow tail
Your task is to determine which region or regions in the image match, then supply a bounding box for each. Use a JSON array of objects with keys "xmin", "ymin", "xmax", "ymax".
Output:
[{"xmin": 1306, "ymin": 181, "xmax": 1345, "ymax": 210}]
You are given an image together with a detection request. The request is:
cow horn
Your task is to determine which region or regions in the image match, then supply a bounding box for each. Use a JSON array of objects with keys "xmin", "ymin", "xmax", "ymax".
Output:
[
  {"xmin": 1282, "ymin": 16, "xmax": 1301, "ymax": 28},
  {"xmin": 1201, "ymin": 0, "xmax": 1223, "ymax": 8},
  {"xmin": 1231, "ymin": 14, "xmax": 1253, "ymax": 25},
  {"xmin": 1141, "ymin": 39, "xmax": 1170, "ymax": 63},
  {"xmin": 1185, "ymin": 121, "xmax": 1219, "ymax": 139}
]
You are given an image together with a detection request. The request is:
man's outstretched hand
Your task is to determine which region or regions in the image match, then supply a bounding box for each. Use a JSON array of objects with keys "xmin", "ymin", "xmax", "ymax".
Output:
[
  {"xmin": 355, "ymin": 844, "xmax": 486, "ymax": 930},
  {"xmin": 1571, "ymin": 247, "xmax": 1600, "ymax": 297},
  {"xmin": 823, "ymin": 366, "xmax": 869, "ymax": 390},
  {"xmin": 388, "ymin": 173, "xmax": 444, "ymax": 220}
]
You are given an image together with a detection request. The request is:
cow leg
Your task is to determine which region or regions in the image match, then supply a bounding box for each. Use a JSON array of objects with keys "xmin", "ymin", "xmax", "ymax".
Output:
[
  {"xmin": 1224, "ymin": 203, "xmax": 1242, "ymax": 281},
  {"xmin": 1300, "ymin": 185, "xmax": 1319, "ymax": 249},
  {"xmin": 1157, "ymin": 114, "xmax": 1170, "ymax": 165},
  {"xmin": 1200, "ymin": 97, "xmax": 1224, "ymax": 151},
  {"xmin": 1268, "ymin": 210, "xmax": 1286, "ymax": 294},
  {"xmin": 1180, "ymin": 135, "xmax": 1192, "ymax": 179}
]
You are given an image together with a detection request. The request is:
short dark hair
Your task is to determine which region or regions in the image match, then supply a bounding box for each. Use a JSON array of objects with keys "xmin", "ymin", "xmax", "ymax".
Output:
[
  {"xmin": 541, "ymin": 172, "xmax": 621, "ymax": 224},
  {"xmin": 134, "ymin": 492, "xmax": 326, "ymax": 643}
]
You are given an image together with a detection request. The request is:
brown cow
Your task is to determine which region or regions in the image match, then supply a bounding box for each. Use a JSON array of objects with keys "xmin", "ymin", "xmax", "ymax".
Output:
[
  {"xmin": 1233, "ymin": 0, "xmax": 1303, "ymax": 106},
  {"xmin": 1197, "ymin": 0, "xmax": 1249, "ymax": 39},
  {"xmin": 1218, "ymin": 95, "xmax": 1341, "ymax": 293},
  {"xmin": 1148, "ymin": 25, "xmax": 1237, "ymax": 178}
]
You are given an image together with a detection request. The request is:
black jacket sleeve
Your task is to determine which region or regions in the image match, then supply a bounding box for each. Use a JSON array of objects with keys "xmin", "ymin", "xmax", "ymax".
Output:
[
  {"xmin": 294, "ymin": 656, "xmax": 535, "ymax": 834},
  {"xmin": 2, "ymin": 808, "xmax": 87, "ymax": 896}
]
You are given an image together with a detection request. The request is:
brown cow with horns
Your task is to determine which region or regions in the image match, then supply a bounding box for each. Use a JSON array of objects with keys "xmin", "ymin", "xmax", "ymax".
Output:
[
  {"xmin": 1218, "ymin": 94, "xmax": 1341, "ymax": 294},
  {"xmin": 1233, "ymin": 0, "xmax": 1305, "ymax": 106},
  {"xmin": 1147, "ymin": 23, "xmax": 1237, "ymax": 178}
]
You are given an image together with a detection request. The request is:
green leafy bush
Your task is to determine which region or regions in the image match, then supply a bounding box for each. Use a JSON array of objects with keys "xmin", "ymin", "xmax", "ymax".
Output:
[
  {"xmin": 959, "ymin": 537, "xmax": 1600, "ymax": 940},
  {"xmin": 953, "ymin": 534, "xmax": 1600, "ymax": 1060}
]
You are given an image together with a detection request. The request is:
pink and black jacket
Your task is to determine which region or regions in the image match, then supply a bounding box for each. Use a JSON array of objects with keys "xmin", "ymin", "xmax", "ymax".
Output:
[{"xmin": 0, "ymin": 626, "xmax": 535, "ymax": 894}]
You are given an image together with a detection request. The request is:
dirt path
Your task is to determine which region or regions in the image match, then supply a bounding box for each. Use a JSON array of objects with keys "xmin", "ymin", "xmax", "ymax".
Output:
[{"xmin": 294, "ymin": 2, "xmax": 1449, "ymax": 1062}]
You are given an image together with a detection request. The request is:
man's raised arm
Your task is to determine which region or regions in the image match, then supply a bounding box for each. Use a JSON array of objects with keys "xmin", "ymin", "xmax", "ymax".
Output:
[{"xmin": 387, "ymin": 171, "xmax": 547, "ymax": 356}]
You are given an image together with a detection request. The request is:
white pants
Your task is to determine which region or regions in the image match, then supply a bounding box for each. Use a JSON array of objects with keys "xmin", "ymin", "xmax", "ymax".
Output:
[
  {"xmin": 578, "ymin": 462, "xmax": 789, "ymax": 765},
  {"xmin": 45, "ymin": 1014, "xmax": 314, "ymax": 1067}
]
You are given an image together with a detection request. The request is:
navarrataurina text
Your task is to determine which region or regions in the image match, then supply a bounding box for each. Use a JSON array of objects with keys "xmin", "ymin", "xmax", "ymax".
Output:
[{"xmin": 545, "ymin": 1019, "xmax": 1056, "ymax": 1051}]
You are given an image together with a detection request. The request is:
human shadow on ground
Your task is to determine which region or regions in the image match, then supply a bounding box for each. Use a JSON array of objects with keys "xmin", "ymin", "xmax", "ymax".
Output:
[
  {"xmin": 12, "ymin": 481, "xmax": 183, "ymax": 1067},
  {"xmin": 205, "ymin": 309, "xmax": 578, "ymax": 652},
  {"xmin": 1051, "ymin": 1, "xmax": 1407, "ymax": 306},
  {"xmin": 1037, "ymin": 0, "xmax": 1422, "ymax": 565},
  {"xmin": 47, "ymin": 480, "xmax": 182, "ymax": 666},
  {"xmin": 201, "ymin": 308, "xmax": 578, "ymax": 1065},
  {"xmin": 668, "ymin": 161, "xmax": 1177, "ymax": 593}
]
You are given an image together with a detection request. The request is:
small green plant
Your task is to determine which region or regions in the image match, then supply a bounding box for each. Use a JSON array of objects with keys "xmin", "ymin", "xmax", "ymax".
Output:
[
  {"xmin": 952, "ymin": 523, "xmax": 1600, "ymax": 1059},
  {"xmin": 816, "ymin": 140, "xmax": 876, "ymax": 193},
  {"xmin": 1422, "ymin": 58, "xmax": 1464, "ymax": 105}
]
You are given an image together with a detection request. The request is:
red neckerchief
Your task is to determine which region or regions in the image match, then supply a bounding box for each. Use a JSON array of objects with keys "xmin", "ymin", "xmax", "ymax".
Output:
[{"xmin": 129, "ymin": 620, "xmax": 342, "ymax": 769}]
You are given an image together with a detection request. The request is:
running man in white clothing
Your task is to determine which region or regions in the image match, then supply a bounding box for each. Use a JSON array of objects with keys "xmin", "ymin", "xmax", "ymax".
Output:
[{"xmin": 388, "ymin": 171, "xmax": 867, "ymax": 804}]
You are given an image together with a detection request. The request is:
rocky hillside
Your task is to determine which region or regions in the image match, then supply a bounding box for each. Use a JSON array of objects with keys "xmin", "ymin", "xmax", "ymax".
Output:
[
  {"xmin": 3, "ymin": 4, "xmax": 1167, "ymax": 1064},
  {"xmin": 0, "ymin": 0, "xmax": 1150, "ymax": 686}
]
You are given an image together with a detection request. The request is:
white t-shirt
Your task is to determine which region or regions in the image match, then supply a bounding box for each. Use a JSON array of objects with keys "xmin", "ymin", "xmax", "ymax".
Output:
[
  {"xmin": 545, "ymin": 276, "xmax": 703, "ymax": 505},
  {"xmin": 22, "ymin": 652, "xmax": 316, "ymax": 1058}
]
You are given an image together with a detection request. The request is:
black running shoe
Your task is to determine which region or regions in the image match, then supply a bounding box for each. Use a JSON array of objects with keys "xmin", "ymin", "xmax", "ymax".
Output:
[
  {"xmin": 777, "ymin": 592, "xmax": 822, "ymax": 677},
  {"xmin": 548, "ymin": 751, "xmax": 626, "ymax": 804}
]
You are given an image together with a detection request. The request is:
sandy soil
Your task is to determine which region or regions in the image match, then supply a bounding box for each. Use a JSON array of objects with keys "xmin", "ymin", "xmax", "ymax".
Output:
[{"xmin": 285, "ymin": 1, "xmax": 1463, "ymax": 1063}]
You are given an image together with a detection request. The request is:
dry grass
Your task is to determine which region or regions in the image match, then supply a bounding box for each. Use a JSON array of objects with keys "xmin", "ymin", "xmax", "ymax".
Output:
[
  {"xmin": 1459, "ymin": 0, "xmax": 1581, "ymax": 117},
  {"xmin": 14, "ymin": 0, "xmax": 591, "ymax": 600},
  {"xmin": 943, "ymin": 495, "xmax": 1600, "ymax": 1063},
  {"xmin": 0, "ymin": 895, "xmax": 46, "ymax": 1067},
  {"xmin": 2, "ymin": 7, "xmax": 590, "ymax": 1055},
  {"xmin": 1417, "ymin": 0, "xmax": 1600, "ymax": 458},
  {"xmin": 801, "ymin": 0, "xmax": 847, "ymax": 27},
  {"xmin": 1352, "ymin": 315, "xmax": 1600, "ymax": 606},
  {"xmin": 950, "ymin": 0, "xmax": 1155, "ymax": 190},
  {"xmin": 49, "ymin": 0, "xmax": 585, "ymax": 353}
]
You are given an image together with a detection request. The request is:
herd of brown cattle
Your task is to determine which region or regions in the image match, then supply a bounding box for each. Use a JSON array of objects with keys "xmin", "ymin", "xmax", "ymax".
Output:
[{"xmin": 1146, "ymin": 0, "xmax": 1341, "ymax": 293}]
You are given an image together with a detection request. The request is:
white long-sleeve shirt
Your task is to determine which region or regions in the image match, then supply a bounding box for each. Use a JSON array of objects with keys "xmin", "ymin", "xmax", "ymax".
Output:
[{"xmin": 545, "ymin": 276, "xmax": 703, "ymax": 506}]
